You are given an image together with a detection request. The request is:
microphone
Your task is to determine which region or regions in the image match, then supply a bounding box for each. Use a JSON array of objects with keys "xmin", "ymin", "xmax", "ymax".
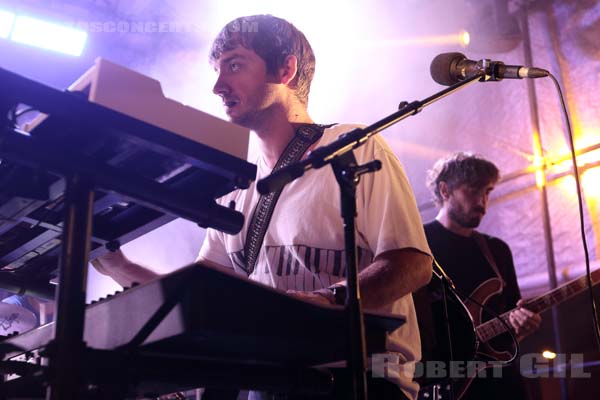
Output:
[{"xmin": 430, "ymin": 52, "xmax": 549, "ymax": 86}]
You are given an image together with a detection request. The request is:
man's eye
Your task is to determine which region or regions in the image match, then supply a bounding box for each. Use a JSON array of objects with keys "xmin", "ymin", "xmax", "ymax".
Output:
[{"xmin": 230, "ymin": 62, "xmax": 240, "ymax": 72}]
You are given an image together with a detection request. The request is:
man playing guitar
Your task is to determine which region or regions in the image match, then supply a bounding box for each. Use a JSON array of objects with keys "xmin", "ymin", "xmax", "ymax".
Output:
[{"xmin": 422, "ymin": 152, "xmax": 542, "ymax": 399}]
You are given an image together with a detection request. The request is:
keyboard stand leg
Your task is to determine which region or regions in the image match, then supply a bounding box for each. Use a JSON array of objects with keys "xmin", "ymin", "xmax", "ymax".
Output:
[{"xmin": 45, "ymin": 174, "xmax": 94, "ymax": 400}]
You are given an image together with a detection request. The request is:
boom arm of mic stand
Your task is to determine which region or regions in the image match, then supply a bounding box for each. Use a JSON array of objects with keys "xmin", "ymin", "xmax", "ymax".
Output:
[{"xmin": 257, "ymin": 73, "xmax": 484, "ymax": 195}]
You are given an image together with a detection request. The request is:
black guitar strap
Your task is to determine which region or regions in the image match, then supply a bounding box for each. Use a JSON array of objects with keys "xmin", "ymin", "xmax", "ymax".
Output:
[
  {"xmin": 472, "ymin": 231, "xmax": 506, "ymax": 287},
  {"xmin": 242, "ymin": 123, "xmax": 334, "ymax": 275}
]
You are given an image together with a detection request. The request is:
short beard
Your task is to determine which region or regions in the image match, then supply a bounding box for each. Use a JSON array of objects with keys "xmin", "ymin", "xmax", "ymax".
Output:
[
  {"xmin": 448, "ymin": 207, "xmax": 481, "ymax": 229},
  {"xmin": 231, "ymin": 98, "xmax": 275, "ymax": 131}
]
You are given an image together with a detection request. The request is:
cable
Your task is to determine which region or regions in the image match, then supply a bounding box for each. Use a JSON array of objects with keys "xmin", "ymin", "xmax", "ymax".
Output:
[
  {"xmin": 435, "ymin": 261, "xmax": 456, "ymax": 400},
  {"xmin": 548, "ymin": 73, "xmax": 600, "ymax": 350}
]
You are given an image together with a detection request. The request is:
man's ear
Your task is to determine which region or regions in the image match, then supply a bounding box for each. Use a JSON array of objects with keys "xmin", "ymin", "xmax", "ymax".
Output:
[
  {"xmin": 278, "ymin": 55, "xmax": 298, "ymax": 86},
  {"xmin": 438, "ymin": 181, "xmax": 450, "ymax": 200}
]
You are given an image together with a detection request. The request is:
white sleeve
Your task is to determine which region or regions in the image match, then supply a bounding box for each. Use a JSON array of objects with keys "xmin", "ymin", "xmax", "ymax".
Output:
[
  {"xmin": 197, "ymin": 227, "xmax": 234, "ymax": 269},
  {"xmin": 356, "ymin": 139, "xmax": 431, "ymax": 258}
]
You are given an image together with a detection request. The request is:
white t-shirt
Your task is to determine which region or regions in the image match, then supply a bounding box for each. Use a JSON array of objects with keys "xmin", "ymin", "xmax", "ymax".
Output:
[{"xmin": 198, "ymin": 124, "xmax": 431, "ymax": 399}]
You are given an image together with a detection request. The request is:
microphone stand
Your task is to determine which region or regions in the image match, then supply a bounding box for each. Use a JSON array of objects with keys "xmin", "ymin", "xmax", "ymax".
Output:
[
  {"xmin": 257, "ymin": 72, "xmax": 484, "ymax": 400},
  {"xmin": 257, "ymin": 72, "xmax": 484, "ymax": 195},
  {"xmin": 331, "ymin": 151, "xmax": 381, "ymax": 400}
]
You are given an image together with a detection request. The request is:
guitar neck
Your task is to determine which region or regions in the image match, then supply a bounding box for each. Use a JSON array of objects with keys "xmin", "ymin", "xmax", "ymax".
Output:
[{"xmin": 477, "ymin": 268, "xmax": 600, "ymax": 342}]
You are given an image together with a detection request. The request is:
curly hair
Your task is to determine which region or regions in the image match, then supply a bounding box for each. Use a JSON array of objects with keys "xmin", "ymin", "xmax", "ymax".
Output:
[
  {"xmin": 426, "ymin": 152, "xmax": 500, "ymax": 206},
  {"xmin": 209, "ymin": 14, "xmax": 316, "ymax": 106}
]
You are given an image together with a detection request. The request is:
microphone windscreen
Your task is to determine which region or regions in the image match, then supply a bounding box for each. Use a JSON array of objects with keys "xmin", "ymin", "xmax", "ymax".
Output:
[{"xmin": 430, "ymin": 52, "xmax": 466, "ymax": 86}]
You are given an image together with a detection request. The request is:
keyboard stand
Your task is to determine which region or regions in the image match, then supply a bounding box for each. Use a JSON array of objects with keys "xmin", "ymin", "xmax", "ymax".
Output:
[{"xmin": 0, "ymin": 66, "xmax": 255, "ymax": 400}]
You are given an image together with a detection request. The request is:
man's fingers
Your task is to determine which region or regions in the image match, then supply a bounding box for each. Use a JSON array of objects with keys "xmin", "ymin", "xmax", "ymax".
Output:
[
  {"xmin": 521, "ymin": 308, "xmax": 536, "ymax": 317},
  {"xmin": 510, "ymin": 307, "xmax": 542, "ymax": 336},
  {"xmin": 517, "ymin": 299, "xmax": 524, "ymax": 307},
  {"xmin": 90, "ymin": 258, "xmax": 108, "ymax": 275}
]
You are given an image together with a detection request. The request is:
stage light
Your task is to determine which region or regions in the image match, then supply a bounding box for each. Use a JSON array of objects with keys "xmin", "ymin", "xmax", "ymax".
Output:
[
  {"xmin": 10, "ymin": 15, "xmax": 87, "ymax": 56},
  {"xmin": 355, "ymin": 31, "xmax": 474, "ymax": 49},
  {"xmin": 534, "ymin": 156, "xmax": 546, "ymax": 189},
  {"xmin": 542, "ymin": 350, "xmax": 557, "ymax": 360},
  {"xmin": 556, "ymin": 175, "xmax": 577, "ymax": 198},
  {"xmin": 582, "ymin": 166, "xmax": 600, "ymax": 198},
  {"xmin": 532, "ymin": 131, "xmax": 547, "ymax": 189},
  {"xmin": 544, "ymin": 130, "xmax": 600, "ymax": 180},
  {"xmin": 460, "ymin": 30, "xmax": 470, "ymax": 47},
  {"xmin": 0, "ymin": 9, "xmax": 15, "ymax": 38},
  {"xmin": 575, "ymin": 132, "xmax": 600, "ymax": 165}
]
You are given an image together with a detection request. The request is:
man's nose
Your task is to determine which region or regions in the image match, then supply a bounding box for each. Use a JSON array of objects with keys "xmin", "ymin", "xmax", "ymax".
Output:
[
  {"xmin": 213, "ymin": 73, "xmax": 229, "ymax": 95},
  {"xmin": 479, "ymin": 192, "xmax": 489, "ymax": 207}
]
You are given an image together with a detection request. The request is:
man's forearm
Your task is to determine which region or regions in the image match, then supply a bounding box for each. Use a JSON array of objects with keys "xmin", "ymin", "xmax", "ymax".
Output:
[{"xmin": 328, "ymin": 249, "xmax": 432, "ymax": 309}]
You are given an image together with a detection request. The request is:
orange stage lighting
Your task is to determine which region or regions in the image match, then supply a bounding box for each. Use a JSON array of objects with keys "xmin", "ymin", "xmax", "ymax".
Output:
[{"xmin": 359, "ymin": 31, "xmax": 470, "ymax": 48}]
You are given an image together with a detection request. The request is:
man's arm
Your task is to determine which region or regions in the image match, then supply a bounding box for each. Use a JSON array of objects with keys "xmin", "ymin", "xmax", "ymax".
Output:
[
  {"xmin": 354, "ymin": 248, "xmax": 432, "ymax": 309},
  {"xmin": 492, "ymin": 238, "xmax": 542, "ymax": 340},
  {"xmin": 293, "ymin": 142, "xmax": 433, "ymax": 308},
  {"xmin": 91, "ymin": 250, "xmax": 159, "ymax": 287},
  {"xmin": 300, "ymin": 248, "xmax": 432, "ymax": 309}
]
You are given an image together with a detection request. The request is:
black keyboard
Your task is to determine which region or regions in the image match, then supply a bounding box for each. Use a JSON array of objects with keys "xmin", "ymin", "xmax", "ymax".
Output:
[{"xmin": 3, "ymin": 262, "xmax": 404, "ymax": 367}]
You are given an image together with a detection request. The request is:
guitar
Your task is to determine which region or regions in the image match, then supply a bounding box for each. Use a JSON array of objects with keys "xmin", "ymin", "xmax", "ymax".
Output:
[
  {"xmin": 470, "ymin": 267, "xmax": 600, "ymax": 361},
  {"xmin": 418, "ymin": 267, "xmax": 600, "ymax": 400},
  {"xmin": 413, "ymin": 274, "xmax": 478, "ymax": 395},
  {"xmin": 457, "ymin": 267, "xmax": 599, "ymax": 399}
]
